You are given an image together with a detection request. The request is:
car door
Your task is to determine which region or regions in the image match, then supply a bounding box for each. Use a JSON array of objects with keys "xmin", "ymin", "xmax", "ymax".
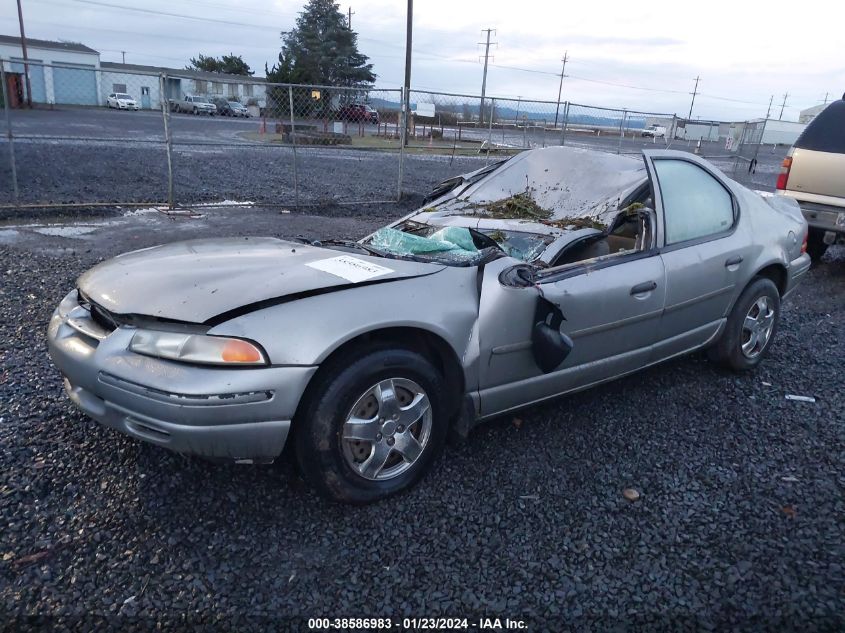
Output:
[
  {"xmin": 476, "ymin": 249, "xmax": 666, "ymax": 418},
  {"xmin": 643, "ymin": 151, "xmax": 753, "ymax": 360}
]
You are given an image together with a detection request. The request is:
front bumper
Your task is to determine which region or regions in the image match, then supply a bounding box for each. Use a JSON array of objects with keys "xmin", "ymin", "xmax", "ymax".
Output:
[{"xmin": 47, "ymin": 290, "xmax": 317, "ymax": 462}]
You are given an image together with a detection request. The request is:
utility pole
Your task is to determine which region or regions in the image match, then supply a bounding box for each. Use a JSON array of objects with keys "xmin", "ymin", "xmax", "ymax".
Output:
[
  {"xmin": 347, "ymin": 6, "xmax": 354, "ymax": 29},
  {"xmin": 779, "ymin": 92, "xmax": 788, "ymax": 120},
  {"xmin": 16, "ymin": 0, "xmax": 33, "ymax": 107},
  {"xmin": 121, "ymin": 51, "xmax": 126, "ymax": 64},
  {"xmin": 687, "ymin": 75, "xmax": 700, "ymax": 121},
  {"xmin": 478, "ymin": 28, "xmax": 495, "ymax": 125},
  {"xmin": 823, "ymin": 92, "xmax": 829, "ymax": 104},
  {"xmin": 553, "ymin": 51, "xmax": 568, "ymax": 129},
  {"xmin": 402, "ymin": 0, "xmax": 412, "ymax": 146},
  {"xmin": 765, "ymin": 95, "xmax": 773, "ymax": 119}
]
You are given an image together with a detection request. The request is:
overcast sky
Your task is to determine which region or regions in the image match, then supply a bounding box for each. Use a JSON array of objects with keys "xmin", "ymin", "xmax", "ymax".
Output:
[{"xmin": 2, "ymin": 0, "xmax": 843, "ymax": 120}]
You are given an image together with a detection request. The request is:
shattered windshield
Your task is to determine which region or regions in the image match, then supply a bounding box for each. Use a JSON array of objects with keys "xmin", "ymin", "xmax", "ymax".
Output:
[{"xmin": 363, "ymin": 222, "xmax": 553, "ymax": 265}]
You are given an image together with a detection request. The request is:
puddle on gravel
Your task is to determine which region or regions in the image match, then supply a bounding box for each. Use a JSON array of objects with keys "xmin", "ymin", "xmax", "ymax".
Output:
[
  {"xmin": 0, "ymin": 201, "xmax": 258, "ymax": 244},
  {"xmin": 32, "ymin": 225, "xmax": 101, "ymax": 237},
  {"xmin": 0, "ymin": 229, "xmax": 19, "ymax": 243}
]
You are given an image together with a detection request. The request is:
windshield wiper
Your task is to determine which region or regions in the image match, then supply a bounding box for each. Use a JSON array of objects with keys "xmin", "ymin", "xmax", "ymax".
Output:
[{"xmin": 315, "ymin": 238, "xmax": 387, "ymax": 257}]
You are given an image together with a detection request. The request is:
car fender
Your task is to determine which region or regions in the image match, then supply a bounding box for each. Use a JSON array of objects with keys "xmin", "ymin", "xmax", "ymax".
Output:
[{"xmin": 208, "ymin": 265, "xmax": 483, "ymax": 386}]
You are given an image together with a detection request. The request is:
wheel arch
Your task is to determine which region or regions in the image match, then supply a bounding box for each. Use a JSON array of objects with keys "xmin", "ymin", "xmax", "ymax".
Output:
[
  {"xmin": 722, "ymin": 261, "xmax": 787, "ymax": 319},
  {"xmin": 292, "ymin": 326, "xmax": 466, "ymax": 432},
  {"xmin": 753, "ymin": 262, "xmax": 788, "ymax": 296}
]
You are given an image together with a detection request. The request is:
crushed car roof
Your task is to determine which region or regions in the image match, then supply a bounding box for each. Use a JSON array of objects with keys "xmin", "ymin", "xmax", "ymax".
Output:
[{"xmin": 420, "ymin": 146, "xmax": 648, "ymax": 229}]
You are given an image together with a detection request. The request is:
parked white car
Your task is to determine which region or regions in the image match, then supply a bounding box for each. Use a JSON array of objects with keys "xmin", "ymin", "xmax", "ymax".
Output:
[
  {"xmin": 641, "ymin": 125, "xmax": 667, "ymax": 139},
  {"xmin": 107, "ymin": 93, "xmax": 140, "ymax": 111}
]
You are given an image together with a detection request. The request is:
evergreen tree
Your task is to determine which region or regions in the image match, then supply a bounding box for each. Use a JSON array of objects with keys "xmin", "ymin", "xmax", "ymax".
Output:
[
  {"xmin": 188, "ymin": 53, "xmax": 254, "ymax": 76},
  {"xmin": 265, "ymin": 0, "xmax": 376, "ymax": 88}
]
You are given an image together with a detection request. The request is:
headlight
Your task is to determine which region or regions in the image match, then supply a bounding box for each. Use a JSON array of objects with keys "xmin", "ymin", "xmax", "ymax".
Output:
[{"xmin": 129, "ymin": 329, "xmax": 268, "ymax": 366}]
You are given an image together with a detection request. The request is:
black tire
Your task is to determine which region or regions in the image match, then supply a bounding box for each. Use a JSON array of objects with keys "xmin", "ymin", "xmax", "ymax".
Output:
[
  {"xmin": 294, "ymin": 347, "xmax": 448, "ymax": 504},
  {"xmin": 192, "ymin": 107, "xmax": 198, "ymax": 115},
  {"xmin": 806, "ymin": 229, "xmax": 829, "ymax": 263},
  {"xmin": 710, "ymin": 277, "xmax": 780, "ymax": 372}
]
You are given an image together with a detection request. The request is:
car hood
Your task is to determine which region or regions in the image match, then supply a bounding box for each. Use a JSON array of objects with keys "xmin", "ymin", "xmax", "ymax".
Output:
[{"xmin": 77, "ymin": 237, "xmax": 445, "ymax": 323}]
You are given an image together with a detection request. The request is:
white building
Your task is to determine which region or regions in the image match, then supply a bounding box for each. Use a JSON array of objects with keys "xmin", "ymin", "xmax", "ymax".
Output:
[
  {"xmin": 0, "ymin": 34, "xmax": 101, "ymax": 105},
  {"xmin": 799, "ymin": 103, "xmax": 830, "ymax": 124},
  {"xmin": 755, "ymin": 118, "xmax": 806, "ymax": 145},
  {"xmin": 1, "ymin": 34, "xmax": 266, "ymax": 110},
  {"xmin": 100, "ymin": 62, "xmax": 266, "ymax": 109}
]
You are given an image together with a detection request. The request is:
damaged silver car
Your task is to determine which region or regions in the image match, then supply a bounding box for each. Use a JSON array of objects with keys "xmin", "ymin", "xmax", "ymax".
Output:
[{"xmin": 47, "ymin": 147, "xmax": 811, "ymax": 503}]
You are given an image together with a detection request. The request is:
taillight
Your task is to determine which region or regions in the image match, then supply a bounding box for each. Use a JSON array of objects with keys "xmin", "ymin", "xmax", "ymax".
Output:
[
  {"xmin": 801, "ymin": 230, "xmax": 808, "ymax": 254},
  {"xmin": 776, "ymin": 156, "xmax": 792, "ymax": 190}
]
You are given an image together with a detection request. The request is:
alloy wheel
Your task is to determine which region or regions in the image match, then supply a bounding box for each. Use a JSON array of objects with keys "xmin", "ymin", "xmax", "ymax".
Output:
[
  {"xmin": 341, "ymin": 378, "xmax": 432, "ymax": 481},
  {"xmin": 741, "ymin": 296, "xmax": 776, "ymax": 358}
]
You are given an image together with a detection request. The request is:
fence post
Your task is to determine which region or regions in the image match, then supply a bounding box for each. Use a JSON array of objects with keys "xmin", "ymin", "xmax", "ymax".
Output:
[
  {"xmin": 748, "ymin": 117, "xmax": 767, "ymax": 175},
  {"xmin": 158, "ymin": 73, "xmax": 174, "ymax": 209},
  {"xmin": 0, "ymin": 60, "xmax": 20, "ymax": 203},
  {"xmin": 288, "ymin": 86, "xmax": 299, "ymax": 209},
  {"xmin": 398, "ymin": 87, "xmax": 406, "ymax": 201},
  {"xmin": 617, "ymin": 109, "xmax": 627, "ymax": 154},
  {"xmin": 485, "ymin": 98, "xmax": 495, "ymax": 164},
  {"xmin": 560, "ymin": 102, "xmax": 569, "ymax": 146}
]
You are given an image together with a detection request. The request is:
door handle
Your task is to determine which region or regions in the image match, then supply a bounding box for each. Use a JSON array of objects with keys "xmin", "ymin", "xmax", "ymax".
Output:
[
  {"xmin": 725, "ymin": 255, "xmax": 744, "ymax": 267},
  {"xmin": 630, "ymin": 281, "xmax": 657, "ymax": 295}
]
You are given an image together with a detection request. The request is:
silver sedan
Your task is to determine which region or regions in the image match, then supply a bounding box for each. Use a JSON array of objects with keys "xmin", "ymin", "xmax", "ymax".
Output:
[{"xmin": 47, "ymin": 147, "xmax": 811, "ymax": 503}]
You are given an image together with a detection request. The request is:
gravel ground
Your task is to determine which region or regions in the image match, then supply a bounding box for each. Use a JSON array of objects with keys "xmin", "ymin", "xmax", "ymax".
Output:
[
  {"xmin": 0, "ymin": 204, "xmax": 843, "ymax": 631},
  {"xmin": 0, "ymin": 105, "xmax": 783, "ymax": 211},
  {"xmin": 0, "ymin": 141, "xmax": 487, "ymax": 212}
]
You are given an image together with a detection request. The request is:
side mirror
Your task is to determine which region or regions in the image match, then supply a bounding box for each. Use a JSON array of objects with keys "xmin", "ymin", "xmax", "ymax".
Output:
[{"xmin": 531, "ymin": 297, "xmax": 573, "ymax": 373}]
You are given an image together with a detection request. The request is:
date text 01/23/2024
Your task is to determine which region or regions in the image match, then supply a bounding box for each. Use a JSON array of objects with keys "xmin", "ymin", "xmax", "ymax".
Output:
[{"xmin": 307, "ymin": 617, "xmax": 528, "ymax": 630}]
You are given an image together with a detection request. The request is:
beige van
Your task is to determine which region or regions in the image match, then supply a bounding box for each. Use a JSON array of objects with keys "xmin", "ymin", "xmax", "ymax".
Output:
[{"xmin": 776, "ymin": 98, "xmax": 845, "ymax": 261}]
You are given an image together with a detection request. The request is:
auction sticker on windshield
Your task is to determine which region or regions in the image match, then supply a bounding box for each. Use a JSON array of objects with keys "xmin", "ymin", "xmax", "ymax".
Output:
[{"xmin": 306, "ymin": 255, "xmax": 394, "ymax": 283}]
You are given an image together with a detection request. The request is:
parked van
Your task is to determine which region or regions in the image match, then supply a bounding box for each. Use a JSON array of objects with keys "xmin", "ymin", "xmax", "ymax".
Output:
[{"xmin": 776, "ymin": 97, "xmax": 845, "ymax": 261}]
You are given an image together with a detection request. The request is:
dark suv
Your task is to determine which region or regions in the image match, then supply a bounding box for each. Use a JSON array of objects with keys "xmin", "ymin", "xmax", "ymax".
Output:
[{"xmin": 337, "ymin": 103, "xmax": 379, "ymax": 124}]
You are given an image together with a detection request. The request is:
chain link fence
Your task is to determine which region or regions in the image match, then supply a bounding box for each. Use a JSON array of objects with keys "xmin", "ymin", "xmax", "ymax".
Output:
[{"xmin": 1, "ymin": 59, "xmax": 786, "ymax": 211}]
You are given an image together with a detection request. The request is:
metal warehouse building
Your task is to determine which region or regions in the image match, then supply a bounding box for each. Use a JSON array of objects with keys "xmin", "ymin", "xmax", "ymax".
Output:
[{"xmin": 0, "ymin": 34, "xmax": 101, "ymax": 105}]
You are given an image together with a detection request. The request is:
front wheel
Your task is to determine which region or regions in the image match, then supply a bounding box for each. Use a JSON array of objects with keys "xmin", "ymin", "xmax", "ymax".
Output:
[
  {"xmin": 294, "ymin": 347, "xmax": 448, "ymax": 504},
  {"xmin": 710, "ymin": 277, "xmax": 780, "ymax": 372}
]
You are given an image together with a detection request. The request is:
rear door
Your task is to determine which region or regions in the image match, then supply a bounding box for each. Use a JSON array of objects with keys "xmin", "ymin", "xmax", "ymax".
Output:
[{"xmin": 643, "ymin": 151, "xmax": 752, "ymax": 360}]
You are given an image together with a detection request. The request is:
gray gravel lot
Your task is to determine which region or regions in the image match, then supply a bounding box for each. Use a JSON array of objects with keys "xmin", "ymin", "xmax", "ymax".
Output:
[
  {"xmin": 0, "ymin": 106, "xmax": 782, "ymax": 211},
  {"xmin": 0, "ymin": 203, "xmax": 843, "ymax": 630}
]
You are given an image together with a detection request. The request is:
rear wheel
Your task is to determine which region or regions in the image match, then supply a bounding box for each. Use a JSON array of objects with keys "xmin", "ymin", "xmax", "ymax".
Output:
[
  {"xmin": 294, "ymin": 347, "xmax": 448, "ymax": 504},
  {"xmin": 806, "ymin": 228, "xmax": 829, "ymax": 263},
  {"xmin": 710, "ymin": 277, "xmax": 780, "ymax": 372}
]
